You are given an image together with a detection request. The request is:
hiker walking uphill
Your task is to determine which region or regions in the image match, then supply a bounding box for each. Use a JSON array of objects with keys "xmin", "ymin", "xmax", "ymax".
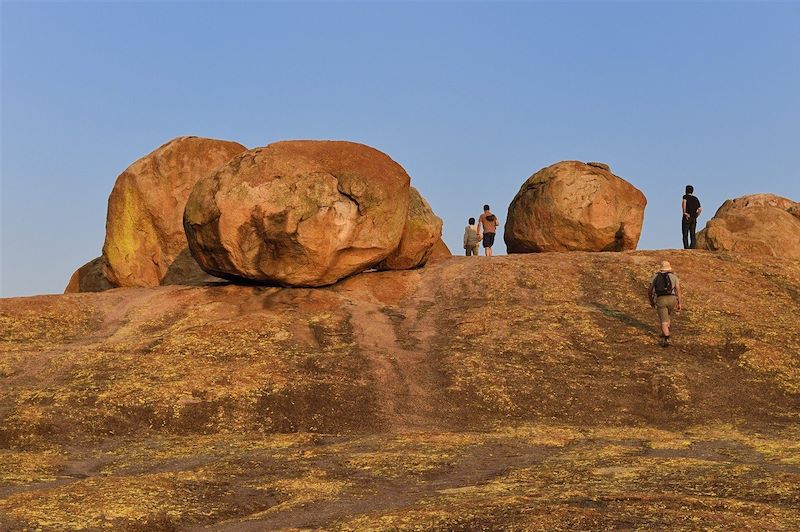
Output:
[
  {"xmin": 682, "ymin": 185, "xmax": 702, "ymax": 249},
  {"xmin": 478, "ymin": 204, "xmax": 500, "ymax": 256},
  {"xmin": 649, "ymin": 260, "xmax": 683, "ymax": 347},
  {"xmin": 463, "ymin": 217, "xmax": 480, "ymax": 256}
]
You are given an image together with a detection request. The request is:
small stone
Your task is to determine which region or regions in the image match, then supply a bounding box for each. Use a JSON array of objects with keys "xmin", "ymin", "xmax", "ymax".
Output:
[{"xmin": 586, "ymin": 162, "xmax": 611, "ymax": 171}]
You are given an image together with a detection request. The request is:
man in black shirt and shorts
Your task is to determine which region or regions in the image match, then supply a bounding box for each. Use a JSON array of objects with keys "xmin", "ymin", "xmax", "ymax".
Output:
[{"xmin": 682, "ymin": 185, "xmax": 702, "ymax": 249}]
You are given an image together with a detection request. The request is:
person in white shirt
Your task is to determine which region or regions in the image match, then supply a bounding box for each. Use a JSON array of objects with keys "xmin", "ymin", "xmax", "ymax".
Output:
[{"xmin": 463, "ymin": 217, "xmax": 480, "ymax": 256}]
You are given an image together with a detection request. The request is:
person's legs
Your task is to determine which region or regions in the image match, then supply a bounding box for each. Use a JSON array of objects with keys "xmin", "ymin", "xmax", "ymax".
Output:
[
  {"xmin": 483, "ymin": 232, "xmax": 495, "ymax": 256},
  {"xmin": 657, "ymin": 305, "xmax": 670, "ymax": 337},
  {"xmin": 660, "ymin": 320, "xmax": 671, "ymax": 346},
  {"xmin": 682, "ymin": 218, "xmax": 690, "ymax": 249},
  {"xmin": 472, "ymin": 245, "xmax": 479, "ymax": 256},
  {"xmin": 689, "ymin": 218, "xmax": 697, "ymax": 249},
  {"xmin": 656, "ymin": 296, "xmax": 676, "ymax": 346}
]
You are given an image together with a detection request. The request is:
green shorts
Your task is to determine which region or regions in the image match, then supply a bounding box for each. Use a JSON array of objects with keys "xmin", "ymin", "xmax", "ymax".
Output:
[{"xmin": 656, "ymin": 295, "xmax": 678, "ymax": 323}]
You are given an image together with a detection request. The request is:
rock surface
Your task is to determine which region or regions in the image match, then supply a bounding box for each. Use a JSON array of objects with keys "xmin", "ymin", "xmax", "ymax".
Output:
[
  {"xmin": 429, "ymin": 237, "xmax": 452, "ymax": 261},
  {"xmin": 504, "ymin": 161, "xmax": 646, "ymax": 253},
  {"xmin": 184, "ymin": 140, "xmax": 411, "ymax": 287},
  {"xmin": 64, "ymin": 257, "xmax": 115, "ymax": 294},
  {"xmin": 102, "ymin": 136, "xmax": 246, "ymax": 287},
  {"xmin": 587, "ymin": 161, "xmax": 611, "ymax": 171},
  {"xmin": 697, "ymin": 194, "xmax": 800, "ymax": 258},
  {"xmin": 377, "ymin": 187, "xmax": 443, "ymax": 270},
  {"xmin": 3, "ymin": 251, "xmax": 800, "ymax": 529}
]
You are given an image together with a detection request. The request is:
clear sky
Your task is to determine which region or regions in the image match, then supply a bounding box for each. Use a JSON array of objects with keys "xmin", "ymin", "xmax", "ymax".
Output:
[{"xmin": 2, "ymin": 1, "xmax": 798, "ymax": 298}]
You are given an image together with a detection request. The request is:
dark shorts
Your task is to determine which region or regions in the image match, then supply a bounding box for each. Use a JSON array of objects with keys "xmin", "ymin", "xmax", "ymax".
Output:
[{"xmin": 483, "ymin": 232, "xmax": 496, "ymax": 248}]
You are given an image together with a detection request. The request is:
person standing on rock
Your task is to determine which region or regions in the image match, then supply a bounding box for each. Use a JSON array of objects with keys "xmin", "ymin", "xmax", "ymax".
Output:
[
  {"xmin": 463, "ymin": 217, "xmax": 481, "ymax": 256},
  {"xmin": 649, "ymin": 260, "xmax": 683, "ymax": 347},
  {"xmin": 478, "ymin": 204, "xmax": 500, "ymax": 257},
  {"xmin": 682, "ymin": 185, "xmax": 702, "ymax": 249}
]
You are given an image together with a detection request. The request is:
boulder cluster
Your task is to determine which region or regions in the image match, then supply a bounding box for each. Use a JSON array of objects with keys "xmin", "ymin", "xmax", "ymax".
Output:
[
  {"xmin": 66, "ymin": 137, "xmax": 448, "ymax": 292},
  {"xmin": 697, "ymin": 194, "xmax": 800, "ymax": 258},
  {"xmin": 502, "ymin": 162, "xmax": 797, "ymax": 258},
  {"xmin": 66, "ymin": 138, "xmax": 798, "ymax": 294}
]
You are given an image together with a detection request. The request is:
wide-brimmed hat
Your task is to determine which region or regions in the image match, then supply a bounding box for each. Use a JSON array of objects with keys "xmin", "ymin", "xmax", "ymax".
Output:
[{"xmin": 659, "ymin": 260, "xmax": 673, "ymax": 272}]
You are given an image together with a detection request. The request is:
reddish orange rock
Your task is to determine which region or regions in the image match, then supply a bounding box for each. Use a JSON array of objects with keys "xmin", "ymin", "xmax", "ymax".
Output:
[
  {"xmin": 428, "ymin": 238, "xmax": 452, "ymax": 261},
  {"xmin": 697, "ymin": 194, "xmax": 800, "ymax": 258},
  {"xmin": 378, "ymin": 187, "xmax": 443, "ymax": 270},
  {"xmin": 64, "ymin": 257, "xmax": 115, "ymax": 294},
  {"xmin": 184, "ymin": 141, "xmax": 411, "ymax": 287},
  {"xmin": 102, "ymin": 136, "xmax": 246, "ymax": 287},
  {"xmin": 505, "ymin": 161, "xmax": 646, "ymax": 253}
]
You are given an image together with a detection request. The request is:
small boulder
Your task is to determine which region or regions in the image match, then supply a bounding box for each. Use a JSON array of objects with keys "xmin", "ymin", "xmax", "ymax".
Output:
[
  {"xmin": 377, "ymin": 187, "xmax": 443, "ymax": 270},
  {"xmin": 64, "ymin": 257, "xmax": 115, "ymax": 294},
  {"xmin": 697, "ymin": 194, "xmax": 800, "ymax": 258},
  {"xmin": 587, "ymin": 162, "xmax": 611, "ymax": 171},
  {"xmin": 504, "ymin": 161, "xmax": 646, "ymax": 253},
  {"xmin": 103, "ymin": 136, "xmax": 247, "ymax": 287},
  {"xmin": 184, "ymin": 140, "xmax": 411, "ymax": 287},
  {"xmin": 428, "ymin": 238, "xmax": 452, "ymax": 261}
]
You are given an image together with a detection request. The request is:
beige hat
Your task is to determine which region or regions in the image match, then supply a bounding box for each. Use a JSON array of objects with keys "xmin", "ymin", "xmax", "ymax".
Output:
[{"xmin": 659, "ymin": 260, "xmax": 673, "ymax": 272}]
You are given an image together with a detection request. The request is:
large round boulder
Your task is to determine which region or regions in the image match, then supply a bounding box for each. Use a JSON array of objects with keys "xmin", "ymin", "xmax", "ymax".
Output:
[
  {"xmin": 697, "ymin": 194, "xmax": 800, "ymax": 258},
  {"xmin": 184, "ymin": 140, "xmax": 411, "ymax": 287},
  {"xmin": 377, "ymin": 187, "xmax": 443, "ymax": 270},
  {"xmin": 504, "ymin": 161, "xmax": 646, "ymax": 253},
  {"xmin": 102, "ymin": 136, "xmax": 247, "ymax": 287}
]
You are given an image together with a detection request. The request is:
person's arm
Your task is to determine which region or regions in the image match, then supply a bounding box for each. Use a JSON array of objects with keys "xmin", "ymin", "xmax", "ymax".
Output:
[
  {"xmin": 682, "ymin": 198, "xmax": 689, "ymax": 219},
  {"xmin": 676, "ymin": 283, "xmax": 683, "ymax": 311},
  {"xmin": 648, "ymin": 281, "xmax": 656, "ymax": 308}
]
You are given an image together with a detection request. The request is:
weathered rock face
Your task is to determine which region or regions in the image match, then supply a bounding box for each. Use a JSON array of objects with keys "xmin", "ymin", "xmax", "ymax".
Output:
[
  {"xmin": 5, "ymin": 251, "xmax": 800, "ymax": 529},
  {"xmin": 586, "ymin": 162, "xmax": 610, "ymax": 171},
  {"xmin": 504, "ymin": 161, "xmax": 646, "ymax": 253},
  {"xmin": 377, "ymin": 187, "xmax": 443, "ymax": 270},
  {"xmin": 697, "ymin": 194, "xmax": 800, "ymax": 258},
  {"xmin": 102, "ymin": 136, "xmax": 247, "ymax": 287},
  {"xmin": 64, "ymin": 257, "xmax": 115, "ymax": 294},
  {"xmin": 184, "ymin": 140, "xmax": 411, "ymax": 287},
  {"xmin": 428, "ymin": 238, "xmax": 452, "ymax": 261}
]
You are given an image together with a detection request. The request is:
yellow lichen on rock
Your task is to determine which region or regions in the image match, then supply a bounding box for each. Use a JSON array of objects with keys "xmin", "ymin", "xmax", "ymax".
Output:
[{"xmin": 2, "ymin": 251, "xmax": 800, "ymax": 529}]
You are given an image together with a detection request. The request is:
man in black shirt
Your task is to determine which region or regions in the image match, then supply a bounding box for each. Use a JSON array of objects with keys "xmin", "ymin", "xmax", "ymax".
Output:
[{"xmin": 682, "ymin": 185, "xmax": 702, "ymax": 249}]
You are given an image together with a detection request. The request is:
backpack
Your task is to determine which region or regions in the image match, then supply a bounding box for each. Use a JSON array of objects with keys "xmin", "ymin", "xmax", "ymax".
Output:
[{"xmin": 653, "ymin": 272, "xmax": 673, "ymax": 296}]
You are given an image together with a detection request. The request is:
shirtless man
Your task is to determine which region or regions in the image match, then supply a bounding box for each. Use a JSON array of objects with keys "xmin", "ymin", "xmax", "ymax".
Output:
[{"xmin": 478, "ymin": 204, "xmax": 500, "ymax": 257}]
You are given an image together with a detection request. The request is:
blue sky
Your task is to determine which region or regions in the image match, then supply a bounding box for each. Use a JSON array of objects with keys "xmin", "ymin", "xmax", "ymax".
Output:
[{"xmin": 2, "ymin": 1, "xmax": 798, "ymax": 297}]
